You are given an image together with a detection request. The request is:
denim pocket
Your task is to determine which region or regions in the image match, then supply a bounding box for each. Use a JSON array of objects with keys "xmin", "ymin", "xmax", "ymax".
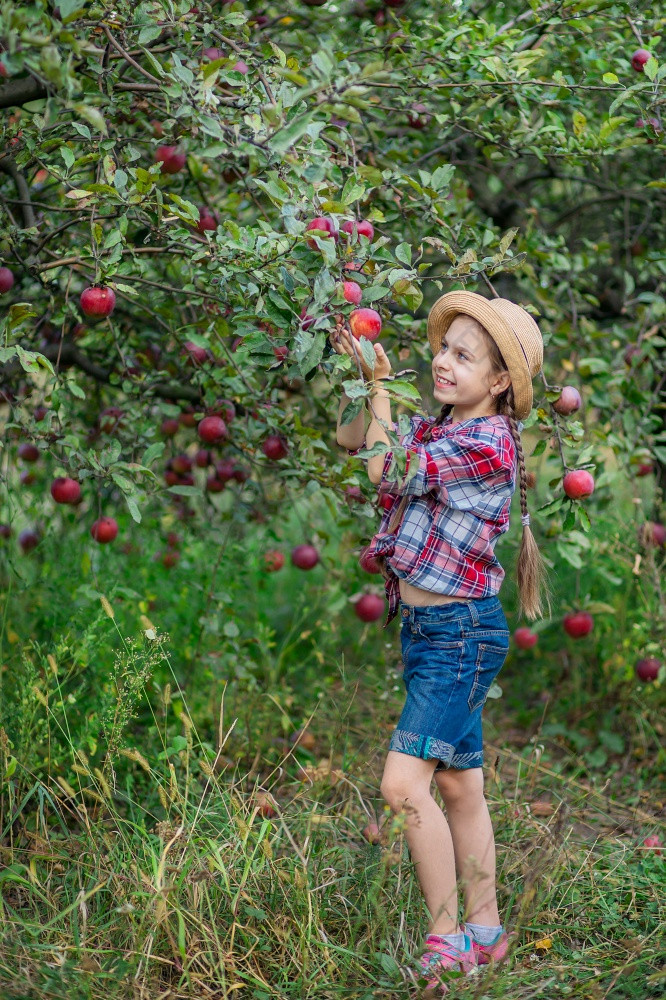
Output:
[
  {"xmin": 415, "ymin": 621, "xmax": 464, "ymax": 651},
  {"xmin": 467, "ymin": 640, "xmax": 508, "ymax": 712}
]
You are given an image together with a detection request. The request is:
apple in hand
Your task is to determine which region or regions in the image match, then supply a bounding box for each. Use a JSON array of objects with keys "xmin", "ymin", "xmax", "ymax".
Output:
[
  {"xmin": 291, "ymin": 544, "xmax": 320, "ymax": 569},
  {"xmin": 563, "ymin": 469, "xmax": 595, "ymax": 499},
  {"xmin": 51, "ymin": 477, "xmax": 82, "ymax": 504},
  {"xmin": 91, "ymin": 517, "xmax": 118, "ymax": 543},
  {"xmin": 80, "ymin": 285, "xmax": 116, "ymax": 319},
  {"xmin": 552, "ymin": 386, "xmax": 582, "ymax": 415},
  {"xmin": 563, "ymin": 611, "xmax": 593, "ymax": 638},
  {"xmin": 635, "ymin": 657, "xmax": 661, "ymax": 682},
  {"xmin": 513, "ymin": 627, "xmax": 538, "ymax": 649},
  {"xmin": 354, "ymin": 593, "xmax": 384, "ymax": 622},
  {"xmin": 349, "ymin": 308, "xmax": 382, "ymax": 341}
]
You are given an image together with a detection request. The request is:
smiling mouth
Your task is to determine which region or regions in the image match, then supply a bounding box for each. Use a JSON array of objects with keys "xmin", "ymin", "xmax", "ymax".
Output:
[{"xmin": 435, "ymin": 376, "xmax": 455, "ymax": 387}]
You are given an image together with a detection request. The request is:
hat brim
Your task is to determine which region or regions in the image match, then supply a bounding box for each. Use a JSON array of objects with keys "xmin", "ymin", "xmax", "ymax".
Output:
[{"xmin": 427, "ymin": 291, "xmax": 533, "ymax": 420}]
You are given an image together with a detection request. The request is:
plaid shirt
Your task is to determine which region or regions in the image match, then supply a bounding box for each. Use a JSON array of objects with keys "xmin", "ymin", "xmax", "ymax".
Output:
[{"xmin": 365, "ymin": 413, "xmax": 517, "ymax": 627}]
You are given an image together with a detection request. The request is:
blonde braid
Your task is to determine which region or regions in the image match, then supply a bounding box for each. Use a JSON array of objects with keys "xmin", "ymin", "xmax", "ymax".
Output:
[{"xmin": 505, "ymin": 398, "xmax": 551, "ymax": 621}]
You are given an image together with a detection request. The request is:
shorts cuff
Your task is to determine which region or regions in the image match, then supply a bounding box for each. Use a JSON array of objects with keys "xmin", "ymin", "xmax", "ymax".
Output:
[{"xmin": 388, "ymin": 729, "xmax": 483, "ymax": 769}]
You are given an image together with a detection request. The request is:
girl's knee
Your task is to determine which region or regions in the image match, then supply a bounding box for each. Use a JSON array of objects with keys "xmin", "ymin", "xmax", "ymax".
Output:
[
  {"xmin": 435, "ymin": 766, "xmax": 485, "ymax": 807},
  {"xmin": 380, "ymin": 774, "xmax": 430, "ymax": 813}
]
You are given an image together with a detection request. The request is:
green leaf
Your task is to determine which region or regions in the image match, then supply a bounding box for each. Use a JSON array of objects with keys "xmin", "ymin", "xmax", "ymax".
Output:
[
  {"xmin": 125, "ymin": 495, "xmax": 141, "ymax": 524},
  {"xmin": 340, "ymin": 398, "xmax": 364, "ymax": 425},
  {"xmin": 395, "ymin": 242, "xmax": 412, "ymax": 266},
  {"xmin": 60, "ymin": 147, "xmax": 75, "ymax": 170},
  {"xmin": 67, "ymin": 380, "xmax": 86, "ymax": 399},
  {"xmin": 167, "ymin": 485, "xmax": 202, "ymax": 497},
  {"xmin": 577, "ymin": 505, "xmax": 591, "ymax": 532},
  {"xmin": 15, "ymin": 346, "xmax": 54, "ymax": 375},
  {"xmin": 142, "ymin": 442, "xmax": 165, "ymax": 466},
  {"xmin": 602, "ymin": 72, "xmax": 619, "ymax": 84},
  {"xmin": 268, "ymin": 112, "xmax": 315, "ymax": 155},
  {"xmin": 531, "ymin": 438, "xmax": 547, "ymax": 457},
  {"xmin": 340, "ymin": 177, "xmax": 366, "ymax": 205},
  {"xmin": 359, "ymin": 337, "xmax": 376, "ymax": 374}
]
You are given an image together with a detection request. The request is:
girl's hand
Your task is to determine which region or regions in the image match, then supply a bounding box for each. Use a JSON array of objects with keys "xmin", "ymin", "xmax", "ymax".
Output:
[{"xmin": 329, "ymin": 326, "xmax": 392, "ymax": 381}]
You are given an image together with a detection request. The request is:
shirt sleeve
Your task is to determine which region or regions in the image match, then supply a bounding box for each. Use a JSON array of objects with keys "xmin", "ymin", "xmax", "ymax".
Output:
[{"xmin": 379, "ymin": 429, "xmax": 515, "ymax": 509}]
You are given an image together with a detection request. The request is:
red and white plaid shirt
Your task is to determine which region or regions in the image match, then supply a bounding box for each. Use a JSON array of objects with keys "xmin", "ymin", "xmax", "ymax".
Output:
[{"xmin": 364, "ymin": 413, "xmax": 517, "ymax": 626}]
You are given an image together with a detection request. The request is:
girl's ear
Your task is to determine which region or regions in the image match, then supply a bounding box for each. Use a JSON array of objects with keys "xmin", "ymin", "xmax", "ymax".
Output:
[{"xmin": 491, "ymin": 371, "xmax": 511, "ymax": 396}]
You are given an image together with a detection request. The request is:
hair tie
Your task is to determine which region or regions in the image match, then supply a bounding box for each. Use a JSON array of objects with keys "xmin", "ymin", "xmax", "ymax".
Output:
[{"xmin": 521, "ymin": 513, "xmax": 531, "ymax": 527}]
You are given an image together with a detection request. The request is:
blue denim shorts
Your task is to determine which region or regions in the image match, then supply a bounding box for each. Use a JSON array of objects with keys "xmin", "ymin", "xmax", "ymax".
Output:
[{"xmin": 389, "ymin": 596, "xmax": 510, "ymax": 771}]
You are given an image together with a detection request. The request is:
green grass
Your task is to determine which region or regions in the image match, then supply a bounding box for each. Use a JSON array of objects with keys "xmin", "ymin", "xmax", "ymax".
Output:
[{"xmin": 1, "ymin": 489, "xmax": 665, "ymax": 1000}]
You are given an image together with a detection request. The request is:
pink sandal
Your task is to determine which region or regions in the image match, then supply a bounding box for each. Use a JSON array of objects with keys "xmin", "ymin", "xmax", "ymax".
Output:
[{"xmin": 419, "ymin": 934, "xmax": 476, "ymax": 995}]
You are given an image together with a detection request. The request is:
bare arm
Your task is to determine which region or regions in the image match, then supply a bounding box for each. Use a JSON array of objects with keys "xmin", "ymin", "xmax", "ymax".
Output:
[
  {"xmin": 336, "ymin": 392, "xmax": 366, "ymax": 451},
  {"xmin": 366, "ymin": 387, "xmax": 393, "ymax": 484}
]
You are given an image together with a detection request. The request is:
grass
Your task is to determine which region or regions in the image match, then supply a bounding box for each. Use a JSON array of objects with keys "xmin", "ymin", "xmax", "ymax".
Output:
[
  {"xmin": 0, "ymin": 613, "xmax": 664, "ymax": 1000},
  {"xmin": 1, "ymin": 486, "xmax": 664, "ymax": 1000}
]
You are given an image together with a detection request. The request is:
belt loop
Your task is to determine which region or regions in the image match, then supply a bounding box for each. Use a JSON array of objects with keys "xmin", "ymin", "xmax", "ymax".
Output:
[{"xmin": 467, "ymin": 600, "xmax": 479, "ymax": 626}]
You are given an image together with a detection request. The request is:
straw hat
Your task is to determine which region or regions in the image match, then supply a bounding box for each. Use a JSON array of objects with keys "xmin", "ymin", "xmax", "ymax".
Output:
[{"xmin": 427, "ymin": 291, "xmax": 544, "ymax": 420}]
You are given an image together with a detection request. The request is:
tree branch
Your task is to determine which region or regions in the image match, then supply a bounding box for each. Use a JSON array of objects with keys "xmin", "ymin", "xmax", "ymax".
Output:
[
  {"xmin": 0, "ymin": 74, "xmax": 48, "ymax": 110},
  {"xmin": 0, "ymin": 342, "xmax": 201, "ymax": 403},
  {"xmin": 0, "ymin": 155, "xmax": 36, "ymax": 229}
]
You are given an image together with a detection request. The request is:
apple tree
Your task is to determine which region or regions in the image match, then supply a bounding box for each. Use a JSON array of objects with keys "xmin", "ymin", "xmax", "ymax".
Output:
[{"xmin": 0, "ymin": 0, "xmax": 664, "ymax": 655}]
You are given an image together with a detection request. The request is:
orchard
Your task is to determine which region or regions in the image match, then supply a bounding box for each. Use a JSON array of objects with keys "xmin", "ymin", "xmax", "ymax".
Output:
[{"xmin": 0, "ymin": 3, "xmax": 664, "ymax": 998}]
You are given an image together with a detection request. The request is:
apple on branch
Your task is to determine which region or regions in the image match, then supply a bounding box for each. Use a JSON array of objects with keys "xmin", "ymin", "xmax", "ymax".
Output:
[{"xmin": 80, "ymin": 285, "xmax": 116, "ymax": 319}]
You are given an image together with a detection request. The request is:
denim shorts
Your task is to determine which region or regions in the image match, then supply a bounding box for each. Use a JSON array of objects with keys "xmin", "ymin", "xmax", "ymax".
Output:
[{"xmin": 388, "ymin": 596, "xmax": 510, "ymax": 771}]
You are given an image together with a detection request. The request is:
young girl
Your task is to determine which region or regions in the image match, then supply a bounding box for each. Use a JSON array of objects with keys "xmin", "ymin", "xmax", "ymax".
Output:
[{"xmin": 333, "ymin": 291, "xmax": 549, "ymax": 994}]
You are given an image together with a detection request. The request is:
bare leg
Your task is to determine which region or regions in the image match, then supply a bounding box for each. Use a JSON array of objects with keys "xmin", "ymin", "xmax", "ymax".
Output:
[
  {"xmin": 380, "ymin": 751, "xmax": 460, "ymax": 935},
  {"xmin": 434, "ymin": 767, "xmax": 500, "ymax": 927}
]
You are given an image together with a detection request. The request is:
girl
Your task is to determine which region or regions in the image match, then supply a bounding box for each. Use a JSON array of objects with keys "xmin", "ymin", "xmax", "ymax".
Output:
[{"xmin": 333, "ymin": 291, "xmax": 549, "ymax": 995}]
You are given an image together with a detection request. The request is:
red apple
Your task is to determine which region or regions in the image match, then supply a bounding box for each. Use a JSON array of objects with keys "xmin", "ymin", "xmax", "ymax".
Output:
[
  {"xmin": 206, "ymin": 476, "xmax": 226, "ymax": 493},
  {"xmin": 635, "ymin": 657, "xmax": 661, "ymax": 682},
  {"xmin": 154, "ymin": 145, "xmax": 187, "ymax": 174},
  {"xmin": 197, "ymin": 208, "xmax": 218, "ymax": 233},
  {"xmin": 161, "ymin": 418, "xmax": 180, "ymax": 437},
  {"xmin": 563, "ymin": 469, "xmax": 595, "ymax": 500},
  {"xmin": 34, "ymin": 406, "xmax": 48, "ymax": 421},
  {"xmin": 215, "ymin": 459, "xmax": 236, "ymax": 483},
  {"xmin": 640, "ymin": 521, "xmax": 666, "ymax": 547},
  {"xmin": 407, "ymin": 102, "xmax": 430, "ymax": 128},
  {"xmin": 166, "ymin": 532, "xmax": 180, "ymax": 549},
  {"xmin": 552, "ymin": 386, "xmax": 582, "ymax": 416},
  {"xmin": 211, "ymin": 399, "xmax": 236, "ymax": 423},
  {"xmin": 170, "ymin": 454, "xmax": 192, "ymax": 475},
  {"xmin": 231, "ymin": 464, "xmax": 249, "ymax": 483},
  {"xmin": 203, "ymin": 46, "xmax": 224, "ymax": 59},
  {"xmin": 150, "ymin": 119, "xmax": 164, "ymax": 138},
  {"xmin": 179, "ymin": 407, "xmax": 196, "ymax": 427},
  {"xmin": 99, "ymin": 406, "xmax": 124, "ymax": 433},
  {"xmin": 636, "ymin": 463, "xmax": 653, "ymax": 477},
  {"xmin": 162, "ymin": 550, "xmax": 180, "ymax": 568},
  {"xmin": 290, "ymin": 727, "xmax": 316, "ymax": 749},
  {"xmin": 291, "ymin": 544, "xmax": 320, "ymax": 570},
  {"xmin": 0, "ymin": 267, "xmax": 15, "ymax": 293},
  {"xmin": 342, "ymin": 219, "xmax": 375, "ymax": 241},
  {"xmin": 306, "ymin": 217, "xmax": 338, "ymax": 249},
  {"xmin": 300, "ymin": 307, "xmax": 315, "ymax": 330},
  {"xmin": 18, "ymin": 529, "xmax": 40, "ymax": 553},
  {"xmin": 20, "ymin": 470, "xmax": 35, "ymax": 486},
  {"xmin": 0, "ymin": 524, "xmax": 11, "ymax": 539},
  {"xmin": 183, "ymin": 341, "xmax": 208, "ymax": 365},
  {"xmin": 264, "ymin": 549, "xmax": 285, "ymax": 572},
  {"xmin": 354, "ymin": 593, "xmax": 385, "ymax": 622},
  {"xmin": 263, "ymin": 434, "xmax": 289, "ymax": 460},
  {"xmin": 344, "ymin": 485, "xmax": 366, "ymax": 503},
  {"xmin": 362, "ymin": 822, "xmax": 382, "ymax": 845},
  {"xmin": 198, "ymin": 415, "xmax": 228, "ymax": 443},
  {"xmin": 563, "ymin": 611, "xmax": 594, "ymax": 639},
  {"xmin": 273, "ymin": 345, "xmax": 288, "ymax": 362},
  {"xmin": 91, "ymin": 517, "xmax": 118, "ymax": 543},
  {"xmin": 80, "ymin": 286, "xmax": 116, "ymax": 319},
  {"xmin": 349, "ymin": 308, "xmax": 382, "ymax": 341},
  {"xmin": 514, "ymin": 627, "xmax": 538, "ymax": 649},
  {"xmin": 642, "ymin": 834, "xmax": 662, "ymax": 854},
  {"xmin": 360, "ymin": 547, "xmax": 383, "ymax": 574},
  {"xmin": 195, "ymin": 448, "xmax": 212, "ymax": 468},
  {"xmin": 342, "ymin": 281, "xmax": 362, "ymax": 304},
  {"xmin": 254, "ymin": 791, "xmax": 278, "ymax": 818},
  {"xmin": 18, "ymin": 443, "xmax": 40, "ymax": 463},
  {"xmin": 50, "ymin": 477, "xmax": 81, "ymax": 504},
  {"xmin": 631, "ymin": 48, "xmax": 651, "ymax": 72}
]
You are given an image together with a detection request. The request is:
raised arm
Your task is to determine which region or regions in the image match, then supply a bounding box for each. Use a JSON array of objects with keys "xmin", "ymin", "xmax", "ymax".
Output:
[{"xmin": 336, "ymin": 391, "xmax": 366, "ymax": 451}]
